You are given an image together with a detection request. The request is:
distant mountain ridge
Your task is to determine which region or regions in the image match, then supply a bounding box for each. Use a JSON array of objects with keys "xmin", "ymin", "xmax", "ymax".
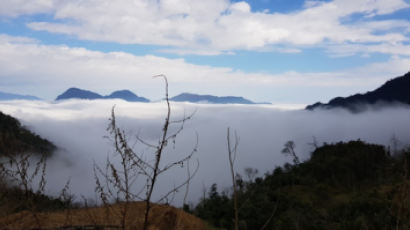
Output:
[
  {"xmin": 56, "ymin": 89, "xmax": 263, "ymax": 104},
  {"xmin": 0, "ymin": 91, "xmax": 41, "ymax": 101},
  {"xmin": 306, "ymin": 72, "xmax": 410, "ymax": 111},
  {"xmin": 56, "ymin": 88, "xmax": 150, "ymax": 102},
  {"xmin": 170, "ymin": 93, "xmax": 257, "ymax": 104}
]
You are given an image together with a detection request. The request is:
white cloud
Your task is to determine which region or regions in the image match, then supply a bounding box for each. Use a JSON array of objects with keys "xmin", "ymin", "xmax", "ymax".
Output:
[
  {"xmin": 0, "ymin": 0, "xmax": 55, "ymax": 18},
  {"xmin": 0, "ymin": 34, "xmax": 38, "ymax": 44},
  {"xmin": 0, "ymin": 34, "xmax": 409, "ymax": 102},
  {"xmin": 1, "ymin": 100, "xmax": 410, "ymax": 204},
  {"xmin": 230, "ymin": 1, "xmax": 251, "ymax": 13},
  {"xmin": 0, "ymin": 0, "xmax": 406, "ymax": 54},
  {"xmin": 328, "ymin": 43, "xmax": 410, "ymax": 57}
]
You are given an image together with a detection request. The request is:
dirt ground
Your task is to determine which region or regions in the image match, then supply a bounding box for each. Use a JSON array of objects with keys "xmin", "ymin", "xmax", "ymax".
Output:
[{"xmin": 0, "ymin": 202, "xmax": 206, "ymax": 230}]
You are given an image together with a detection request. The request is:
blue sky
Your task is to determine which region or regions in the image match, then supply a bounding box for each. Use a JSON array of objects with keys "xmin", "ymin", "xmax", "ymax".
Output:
[{"xmin": 0, "ymin": 0, "xmax": 410, "ymax": 103}]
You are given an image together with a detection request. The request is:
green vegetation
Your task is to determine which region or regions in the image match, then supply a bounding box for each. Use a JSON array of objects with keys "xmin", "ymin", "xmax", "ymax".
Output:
[
  {"xmin": 0, "ymin": 111, "xmax": 56, "ymax": 156},
  {"xmin": 194, "ymin": 140, "xmax": 410, "ymax": 230}
]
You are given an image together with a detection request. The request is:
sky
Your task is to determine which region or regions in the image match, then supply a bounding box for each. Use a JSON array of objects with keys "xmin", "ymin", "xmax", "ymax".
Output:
[{"xmin": 1, "ymin": 0, "xmax": 410, "ymax": 103}]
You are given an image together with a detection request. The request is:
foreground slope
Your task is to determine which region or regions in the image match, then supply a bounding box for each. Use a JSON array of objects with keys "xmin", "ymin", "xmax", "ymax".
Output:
[
  {"xmin": 306, "ymin": 72, "xmax": 410, "ymax": 111},
  {"xmin": 0, "ymin": 202, "xmax": 207, "ymax": 230}
]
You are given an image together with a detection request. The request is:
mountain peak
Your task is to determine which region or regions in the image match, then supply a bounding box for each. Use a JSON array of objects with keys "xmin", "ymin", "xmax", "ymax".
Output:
[
  {"xmin": 105, "ymin": 90, "xmax": 150, "ymax": 102},
  {"xmin": 56, "ymin": 87, "xmax": 103, "ymax": 100}
]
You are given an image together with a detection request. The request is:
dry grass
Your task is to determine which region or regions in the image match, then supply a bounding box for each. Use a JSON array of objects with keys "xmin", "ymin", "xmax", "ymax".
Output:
[{"xmin": 0, "ymin": 202, "xmax": 206, "ymax": 230}]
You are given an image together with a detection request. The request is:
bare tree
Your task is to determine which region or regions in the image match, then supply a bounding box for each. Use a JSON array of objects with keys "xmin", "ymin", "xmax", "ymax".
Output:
[
  {"xmin": 227, "ymin": 127, "xmax": 239, "ymax": 230},
  {"xmin": 282, "ymin": 141, "xmax": 300, "ymax": 165},
  {"xmin": 308, "ymin": 136, "xmax": 319, "ymax": 150},
  {"xmin": 244, "ymin": 167, "xmax": 258, "ymax": 183},
  {"xmin": 226, "ymin": 131, "xmax": 279, "ymax": 230},
  {"xmin": 94, "ymin": 74, "xmax": 199, "ymax": 230},
  {"xmin": 390, "ymin": 134, "xmax": 400, "ymax": 155}
]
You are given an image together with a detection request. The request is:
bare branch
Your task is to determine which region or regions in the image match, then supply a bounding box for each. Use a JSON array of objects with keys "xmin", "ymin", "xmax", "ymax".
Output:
[
  {"xmin": 159, "ymin": 132, "xmax": 198, "ymax": 174},
  {"xmin": 136, "ymin": 135, "xmax": 158, "ymax": 149},
  {"xmin": 156, "ymin": 159, "xmax": 200, "ymax": 204}
]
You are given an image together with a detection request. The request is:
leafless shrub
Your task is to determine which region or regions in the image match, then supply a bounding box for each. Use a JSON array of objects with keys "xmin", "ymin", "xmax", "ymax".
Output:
[
  {"xmin": 0, "ymin": 151, "xmax": 47, "ymax": 228},
  {"xmin": 93, "ymin": 74, "xmax": 199, "ymax": 230},
  {"xmin": 60, "ymin": 179, "xmax": 75, "ymax": 227}
]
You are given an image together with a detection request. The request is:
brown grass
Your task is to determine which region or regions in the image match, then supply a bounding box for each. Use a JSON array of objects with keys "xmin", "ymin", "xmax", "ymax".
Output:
[{"xmin": 0, "ymin": 202, "xmax": 206, "ymax": 230}]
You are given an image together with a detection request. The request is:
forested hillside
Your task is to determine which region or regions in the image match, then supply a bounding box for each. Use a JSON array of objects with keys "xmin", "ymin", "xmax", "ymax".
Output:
[
  {"xmin": 0, "ymin": 111, "xmax": 56, "ymax": 156},
  {"xmin": 194, "ymin": 141, "xmax": 410, "ymax": 230}
]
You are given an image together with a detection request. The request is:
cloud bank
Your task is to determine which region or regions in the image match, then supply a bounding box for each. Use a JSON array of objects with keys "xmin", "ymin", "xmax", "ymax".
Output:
[{"xmin": 1, "ymin": 99, "xmax": 410, "ymax": 205}]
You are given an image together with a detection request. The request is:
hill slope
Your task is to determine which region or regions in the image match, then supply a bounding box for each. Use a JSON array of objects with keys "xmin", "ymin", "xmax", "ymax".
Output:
[
  {"xmin": 0, "ymin": 111, "xmax": 56, "ymax": 156},
  {"xmin": 195, "ymin": 140, "xmax": 410, "ymax": 230},
  {"xmin": 306, "ymin": 72, "xmax": 410, "ymax": 111},
  {"xmin": 0, "ymin": 202, "xmax": 207, "ymax": 230}
]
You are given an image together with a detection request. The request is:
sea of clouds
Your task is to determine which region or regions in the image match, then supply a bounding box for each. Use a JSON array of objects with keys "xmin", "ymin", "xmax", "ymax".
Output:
[{"xmin": 1, "ymin": 99, "xmax": 410, "ymax": 206}]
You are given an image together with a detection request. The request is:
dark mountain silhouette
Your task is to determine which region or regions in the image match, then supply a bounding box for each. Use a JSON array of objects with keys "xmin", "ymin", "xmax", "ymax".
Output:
[
  {"xmin": 170, "ymin": 93, "xmax": 256, "ymax": 104},
  {"xmin": 56, "ymin": 88, "xmax": 150, "ymax": 102},
  {"xmin": 0, "ymin": 111, "xmax": 56, "ymax": 156},
  {"xmin": 0, "ymin": 91, "xmax": 41, "ymax": 101},
  {"xmin": 104, "ymin": 90, "xmax": 149, "ymax": 102},
  {"xmin": 306, "ymin": 71, "xmax": 410, "ymax": 111}
]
